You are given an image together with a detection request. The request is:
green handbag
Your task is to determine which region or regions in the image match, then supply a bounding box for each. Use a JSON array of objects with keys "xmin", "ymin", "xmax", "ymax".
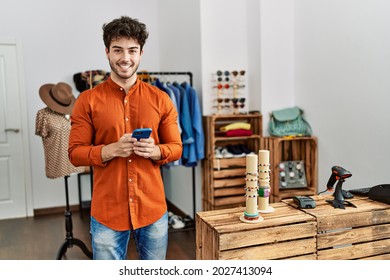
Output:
[{"xmin": 268, "ymin": 106, "xmax": 312, "ymax": 137}]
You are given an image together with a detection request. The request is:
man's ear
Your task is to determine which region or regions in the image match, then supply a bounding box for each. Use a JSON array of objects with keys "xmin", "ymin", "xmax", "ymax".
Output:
[{"xmin": 105, "ymin": 47, "xmax": 109, "ymax": 58}]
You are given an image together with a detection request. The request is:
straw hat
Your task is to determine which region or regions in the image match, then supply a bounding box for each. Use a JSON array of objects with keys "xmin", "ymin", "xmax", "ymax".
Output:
[{"xmin": 39, "ymin": 82, "xmax": 76, "ymax": 115}]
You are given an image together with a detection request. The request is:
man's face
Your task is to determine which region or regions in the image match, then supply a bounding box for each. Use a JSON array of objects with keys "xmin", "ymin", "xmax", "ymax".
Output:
[{"xmin": 106, "ymin": 37, "xmax": 143, "ymax": 82}]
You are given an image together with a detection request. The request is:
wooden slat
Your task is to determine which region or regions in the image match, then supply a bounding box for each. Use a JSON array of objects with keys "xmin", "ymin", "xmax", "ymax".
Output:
[
  {"xmin": 318, "ymin": 239, "xmax": 390, "ymax": 260},
  {"xmin": 213, "ymin": 158, "xmax": 246, "ymax": 170},
  {"xmin": 214, "ymin": 168, "xmax": 246, "ymax": 178},
  {"xmin": 317, "ymin": 209, "xmax": 390, "ymax": 232},
  {"xmin": 214, "ymin": 177, "xmax": 245, "ymax": 188},
  {"xmin": 220, "ymin": 221, "xmax": 317, "ymax": 250},
  {"xmin": 214, "ymin": 196, "xmax": 245, "ymax": 206},
  {"xmin": 215, "ymin": 214, "xmax": 316, "ymax": 234},
  {"xmin": 199, "ymin": 204, "xmax": 311, "ymax": 228},
  {"xmin": 195, "ymin": 214, "xmax": 203, "ymax": 260},
  {"xmin": 284, "ymin": 253, "xmax": 317, "ymax": 260},
  {"xmin": 219, "ymin": 238, "xmax": 316, "ymax": 260},
  {"xmin": 317, "ymin": 223, "xmax": 390, "ymax": 249},
  {"xmin": 200, "ymin": 204, "xmax": 312, "ymax": 227},
  {"xmin": 360, "ymin": 253, "xmax": 390, "ymax": 260},
  {"xmin": 214, "ymin": 187, "xmax": 245, "ymax": 197}
]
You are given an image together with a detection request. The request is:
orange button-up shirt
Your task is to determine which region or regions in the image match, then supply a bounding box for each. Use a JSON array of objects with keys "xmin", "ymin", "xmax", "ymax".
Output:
[{"xmin": 68, "ymin": 77, "xmax": 182, "ymax": 230}]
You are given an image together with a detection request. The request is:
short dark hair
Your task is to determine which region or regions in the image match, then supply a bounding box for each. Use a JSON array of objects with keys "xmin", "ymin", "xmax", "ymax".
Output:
[{"xmin": 102, "ymin": 16, "xmax": 149, "ymax": 50}]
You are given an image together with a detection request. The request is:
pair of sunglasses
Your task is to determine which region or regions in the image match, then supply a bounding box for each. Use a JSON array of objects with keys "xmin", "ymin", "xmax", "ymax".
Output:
[
  {"xmin": 233, "ymin": 103, "xmax": 245, "ymax": 109},
  {"xmin": 216, "ymin": 70, "xmax": 230, "ymax": 76},
  {"xmin": 231, "ymin": 70, "xmax": 246, "ymax": 77},
  {"xmin": 212, "ymin": 105, "xmax": 230, "ymax": 109},
  {"xmin": 217, "ymin": 76, "xmax": 229, "ymax": 82},
  {"xmin": 214, "ymin": 83, "xmax": 230, "ymax": 90}
]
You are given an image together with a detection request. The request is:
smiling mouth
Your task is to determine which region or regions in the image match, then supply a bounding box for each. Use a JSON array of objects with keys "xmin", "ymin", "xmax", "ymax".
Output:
[{"xmin": 118, "ymin": 63, "xmax": 132, "ymax": 70}]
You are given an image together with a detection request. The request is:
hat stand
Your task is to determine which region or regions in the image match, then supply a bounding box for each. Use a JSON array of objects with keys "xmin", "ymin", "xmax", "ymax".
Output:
[{"xmin": 56, "ymin": 175, "xmax": 93, "ymax": 259}]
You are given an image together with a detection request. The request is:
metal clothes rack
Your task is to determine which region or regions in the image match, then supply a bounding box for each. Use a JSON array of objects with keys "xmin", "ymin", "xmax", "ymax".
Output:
[{"xmin": 143, "ymin": 71, "xmax": 197, "ymax": 220}]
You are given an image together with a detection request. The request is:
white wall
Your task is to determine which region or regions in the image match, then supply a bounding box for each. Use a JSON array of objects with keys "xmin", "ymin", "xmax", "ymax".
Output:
[
  {"xmin": 1, "ymin": 0, "xmax": 389, "ymax": 217},
  {"xmin": 294, "ymin": 0, "xmax": 390, "ymax": 191},
  {"xmin": 200, "ymin": 0, "xmax": 252, "ymax": 116},
  {"xmin": 260, "ymin": 0, "xmax": 295, "ymax": 132}
]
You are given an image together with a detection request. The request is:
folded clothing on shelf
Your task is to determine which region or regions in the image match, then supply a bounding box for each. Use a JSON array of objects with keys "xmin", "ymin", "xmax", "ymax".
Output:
[
  {"xmin": 215, "ymin": 146, "xmax": 233, "ymax": 158},
  {"xmin": 225, "ymin": 129, "xmax": 253, "ymax": 137},
  {"xmin": 219, "ymin": 122, "xmax": 251, "ymax": 132},
  {"xmin": 215, "ymin": 144, "xmax": 255, "ymax": 158}
]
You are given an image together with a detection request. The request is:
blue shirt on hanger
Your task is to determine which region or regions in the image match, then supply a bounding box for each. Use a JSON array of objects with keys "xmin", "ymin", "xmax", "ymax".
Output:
[{"xmin": 181, "ymin": 82, "xmax": 205, "ymax": 166}]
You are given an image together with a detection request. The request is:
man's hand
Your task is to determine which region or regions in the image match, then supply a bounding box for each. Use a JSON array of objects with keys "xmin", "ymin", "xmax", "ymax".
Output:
[
  {"xmin": 101, "ymin": 133, "xmax": 135, "ymax": 162},
  {"xmin": 132, "ymin": 137, "xmax": 161, "ymax": 161}
]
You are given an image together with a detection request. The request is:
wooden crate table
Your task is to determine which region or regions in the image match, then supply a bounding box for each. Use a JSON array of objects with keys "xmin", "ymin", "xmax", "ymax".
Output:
[
  {"xmin": 196, "ymin": 202, "xmax": 317, "ymax": 260},
  {"xmin": 283, "ymin": 195, "xmax": 390, "ymax": 260}
]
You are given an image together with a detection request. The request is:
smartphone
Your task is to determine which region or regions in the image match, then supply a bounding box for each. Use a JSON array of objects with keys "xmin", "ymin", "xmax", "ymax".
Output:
[{"xmin": 132, "ymin": 128, "xmax": 152, "ymax": 141}]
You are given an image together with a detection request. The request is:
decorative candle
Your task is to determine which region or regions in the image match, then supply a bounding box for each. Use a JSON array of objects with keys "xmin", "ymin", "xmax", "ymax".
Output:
[
  {"xmin": 240, "ymin": 154, "xmax": 263, "ymax": 223},
  {"xmin": 245, "ymin": 154, "xmax": 258, "ymax": 215},
  {"xmin": 258, "ymin": 149, "xmax": 274, "ymax": 213}
]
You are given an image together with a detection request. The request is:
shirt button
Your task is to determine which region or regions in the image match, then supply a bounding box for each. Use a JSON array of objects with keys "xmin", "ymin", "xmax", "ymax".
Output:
[
  {"xmin": 128, "ymin": 159, "xmax": 132, "ymax": 163},
  {"xmin": 120, "ymin": 88, "xmax": 124, "ymax": 91},
  {"xmin": 129, "ymin": 178, "xmax": 132, "ymax": 182},
  {"xmin": 125, "ymin": 118, "xmax": 129, "ymax": 122},
  {"xmin": 129, "ymin": 198, "xmax": 133, "ymax": 202},
  {"xmin": 124, "ymin": 99, "xmax": 128, "ymax": 103}
]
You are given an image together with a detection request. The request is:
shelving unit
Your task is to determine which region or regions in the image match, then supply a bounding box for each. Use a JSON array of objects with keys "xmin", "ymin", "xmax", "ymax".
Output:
[
  {"xmin": 202, "ymin": 113, "xmax": 262, "ymax": 210},
  {"xmin": 260, "ymin": 136, "xmax": 318, "ymax": 202}
]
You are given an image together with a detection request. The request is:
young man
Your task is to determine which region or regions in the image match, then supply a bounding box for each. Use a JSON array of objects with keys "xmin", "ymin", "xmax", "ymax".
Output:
[{"xmin": 68, "ymin": 16, "xmax": 182, "ymax": 260}]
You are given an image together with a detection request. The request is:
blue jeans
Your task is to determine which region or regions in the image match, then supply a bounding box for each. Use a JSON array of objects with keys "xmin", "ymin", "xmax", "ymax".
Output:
[{"xmin": 90, "ymin": 211, "xmax": 168, "ymax": 260}]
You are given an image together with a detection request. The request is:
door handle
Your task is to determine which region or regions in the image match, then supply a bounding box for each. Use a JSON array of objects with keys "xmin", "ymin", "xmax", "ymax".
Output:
[{"xmin": 4, "ymin": 128, "xmax": 20, "ymax": 133}]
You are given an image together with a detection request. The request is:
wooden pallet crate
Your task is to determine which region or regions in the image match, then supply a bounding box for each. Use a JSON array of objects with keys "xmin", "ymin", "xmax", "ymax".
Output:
[
  {"xmin": 202, "ymin": 114, "xmax": 262, "ymax": 210},
  {"xmin": 196, "ymin": 202, "xmax": 317, "ymax": 260},
  {"xmin": 260, "ymin": 136, "xmax": 318, "ymax": 202},
  {"xmin": 202, "ymin": 157, "xmax": 246, "ymax": 210},
  {"xmin": 283, "ymin": 195, "xmax": 390, "ymax": 260}
]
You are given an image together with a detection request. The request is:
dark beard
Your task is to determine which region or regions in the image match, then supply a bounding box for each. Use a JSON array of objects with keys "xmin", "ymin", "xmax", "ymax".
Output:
[{"xmin": 109, "ymin": 60, "xmax": 140, "ymax": 80}]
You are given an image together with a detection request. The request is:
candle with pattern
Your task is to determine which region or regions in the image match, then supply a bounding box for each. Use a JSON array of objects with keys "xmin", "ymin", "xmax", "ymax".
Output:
[
  {"xmin": 258, "ymin": 150, "xmax": 274, "ymax": 213},
  {"xmin": 240, "ymin": 154, "xmax": 263, "ymax": 223}
]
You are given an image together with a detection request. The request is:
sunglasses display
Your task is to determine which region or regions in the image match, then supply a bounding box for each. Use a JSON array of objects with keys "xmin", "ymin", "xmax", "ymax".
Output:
[
  {"xmin": 215, "ymin": 97, "xmax": 246, "ymax": 104},
  {"xmin": 212, "ymin": 69, "xmax": 247, "ymax": 115}
]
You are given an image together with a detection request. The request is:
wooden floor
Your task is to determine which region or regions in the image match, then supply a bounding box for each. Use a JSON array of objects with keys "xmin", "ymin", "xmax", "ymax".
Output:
[{"xmin": 0, "ymin": 210, "xmax": 196, "ymax": 260}]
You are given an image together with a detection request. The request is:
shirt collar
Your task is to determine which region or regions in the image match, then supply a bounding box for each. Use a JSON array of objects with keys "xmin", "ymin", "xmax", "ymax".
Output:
[{"xmin": 107, "ymin": 76, "xmax": 140, "ymax": 94}]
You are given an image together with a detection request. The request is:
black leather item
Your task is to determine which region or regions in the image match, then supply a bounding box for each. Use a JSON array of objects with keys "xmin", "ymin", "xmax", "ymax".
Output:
[{"xmin": 368, "ymin": 184, "xmax": 390, "ymax": 205}]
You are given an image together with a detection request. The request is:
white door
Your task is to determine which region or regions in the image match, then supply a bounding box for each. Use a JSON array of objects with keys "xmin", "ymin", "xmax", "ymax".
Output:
[{"xmin": 0, "ymin": 41, "xmax": 29, "ymax": 219}]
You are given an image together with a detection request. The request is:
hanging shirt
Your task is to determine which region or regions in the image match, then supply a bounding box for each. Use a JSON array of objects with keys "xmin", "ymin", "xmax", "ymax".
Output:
[
  {"xmin": 173, "ymin": 82, "xmax": 194, "ymax": 146},
  {"xmin": 181, "ymin": 82, "xmax": 205, "ymax": 166},
  {"xmin": 68, "ymin": 77, "xmax": 182, "ymax": 231},
  {"xmin": 154, "ymin": 79, "xmax": 182, "ymax": 136},
  {"xmin": 154, "ymin": 79, "xmax": 182, "ymax": 167},
  {"xmin": 35, "ymin": 107, "xmax": 84, "ymax": 179}
]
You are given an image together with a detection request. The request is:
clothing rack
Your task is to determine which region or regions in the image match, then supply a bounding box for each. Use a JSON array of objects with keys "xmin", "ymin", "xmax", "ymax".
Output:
[{"xmin": 142, "ymin": 71, "xmax": 196, "ymax": 221}]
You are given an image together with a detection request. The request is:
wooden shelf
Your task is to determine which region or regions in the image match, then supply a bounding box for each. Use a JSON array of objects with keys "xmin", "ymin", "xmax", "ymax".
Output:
[
  {"xmin": 202, "ymin": 113, "xmax": 262, "ymax": 211},
  {"xmin": 260, "ymin": 136, "xmax": 318, "ymax": 202}
]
